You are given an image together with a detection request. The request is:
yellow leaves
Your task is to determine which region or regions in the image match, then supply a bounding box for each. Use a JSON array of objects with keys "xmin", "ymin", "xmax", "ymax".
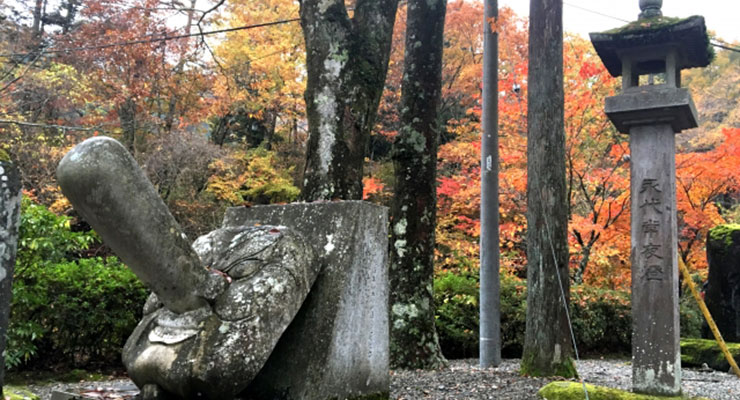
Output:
[
  {"xmin": 206, "ymin": 147, "xmax": 300, "ymax": 206},
  {"xmin": 210, "ymin": 0, "xmax": 304, "ymax": 122}
]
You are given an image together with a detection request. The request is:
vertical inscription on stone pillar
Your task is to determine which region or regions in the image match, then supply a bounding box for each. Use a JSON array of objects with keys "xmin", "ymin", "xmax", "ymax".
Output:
[
  {"xmin": 639, "ymin": 179, "xmax": 665, "ymax": 282},
  {"xmin": 630, "ymin": 125, "xmax": 681, "ymax": 397}
]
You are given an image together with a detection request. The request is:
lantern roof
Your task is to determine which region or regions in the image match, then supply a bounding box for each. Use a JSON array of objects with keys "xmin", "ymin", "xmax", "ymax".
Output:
[{"xmin": 590, "ymin": 15, "xmax": 713, "ymax": 78}]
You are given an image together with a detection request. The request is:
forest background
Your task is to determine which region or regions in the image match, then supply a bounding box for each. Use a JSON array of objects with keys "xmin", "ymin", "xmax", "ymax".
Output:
[{"xmin": 1, "ymin": 0, "xmax": 740, "ymax": 369}]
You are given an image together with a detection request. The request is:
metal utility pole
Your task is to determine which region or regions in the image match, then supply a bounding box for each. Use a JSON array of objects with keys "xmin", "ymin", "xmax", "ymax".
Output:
[{"xmin": 479, "ymin": 0, "xmax": 501, "ymax": 369}]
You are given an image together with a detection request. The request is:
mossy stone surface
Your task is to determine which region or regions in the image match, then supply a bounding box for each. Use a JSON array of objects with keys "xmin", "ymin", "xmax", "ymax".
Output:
[
  {"xmin": 3, "ymin": 386, "xmax": 40, "ymax": 400},
  {"xmin": 604, "ymin": 16, "xmax": 686, "ymax": 35},
  {"xmin": 538, "ymin": 381, "xmax": 711, "ymax": 400},
  {"xmin": 708, "ymin": 224, "xmax": 740, "ymax": 251},
  {"xmin": 681, "ymin": 337, "xmax": 740, "ymax": 371}
]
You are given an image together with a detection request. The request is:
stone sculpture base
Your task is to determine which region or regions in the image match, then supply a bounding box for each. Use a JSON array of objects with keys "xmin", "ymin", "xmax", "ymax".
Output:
[{"xmin": 224, "ymin": 201, "xmax": 390, "ymax": 400}]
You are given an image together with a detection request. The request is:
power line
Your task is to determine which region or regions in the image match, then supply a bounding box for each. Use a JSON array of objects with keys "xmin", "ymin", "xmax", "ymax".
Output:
[
  {"xmin": 0, "ymin": 119, "xmax": 110, "ymax": 132},
  {"xmin": 0, "ymin": 18, "xmax": 301, "ymax": 59},
  {"xmin": 563, "ymin": 2, "xmax": 629, "ymax": 24},
  {"xmin": 711, "ymin": 41, "xmax": 740, "ymax": 53}
]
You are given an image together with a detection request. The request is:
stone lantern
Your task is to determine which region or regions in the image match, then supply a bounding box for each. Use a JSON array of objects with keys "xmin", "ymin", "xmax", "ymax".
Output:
[{"xmin": 590, "ymin": 2, "xmax": 712, "ymax": 397}]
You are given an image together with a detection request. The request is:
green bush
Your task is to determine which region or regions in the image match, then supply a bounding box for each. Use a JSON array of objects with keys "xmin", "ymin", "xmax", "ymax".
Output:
[
  {"xmin": 570, "ymin": 286, "xmax": 631, "ymax": 354},
  {"xmin": 8, "ymin": 198, "xmax": 148, "ymax": 369},
  {"xmin": 434, "ymin": 270, "xmax": 526, "ymax": 358},
  {"xmin": 434, "ymin": 271, "xmax": 478, "ymax": 358},
  {"xmin": 679, "ymin": 273, "xmax": 704, "ymax": 339},
  {"xmin": 434, "ymin": 268, "xmax": 710, "ymax": 359},
  {"xmin": 16, "ymin": 197, "xmax": 95, "ymax": 271}
]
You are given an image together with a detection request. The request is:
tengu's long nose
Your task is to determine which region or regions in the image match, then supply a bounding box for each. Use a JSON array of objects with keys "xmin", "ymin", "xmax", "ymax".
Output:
[{"xmin": 57, "ymin": 136, "xmax": 210, "ymax": 314}]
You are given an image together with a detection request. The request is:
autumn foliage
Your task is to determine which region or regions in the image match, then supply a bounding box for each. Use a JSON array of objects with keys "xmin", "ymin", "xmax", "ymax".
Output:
[{"xmin": 1, "ymin": 0, "xmax": 739, "ymax": 311}]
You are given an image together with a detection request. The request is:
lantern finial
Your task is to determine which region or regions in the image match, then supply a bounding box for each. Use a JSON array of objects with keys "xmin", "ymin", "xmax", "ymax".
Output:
[{"xmin": 639, "ymin": 0, "xmax": 663, "ymax": 19}]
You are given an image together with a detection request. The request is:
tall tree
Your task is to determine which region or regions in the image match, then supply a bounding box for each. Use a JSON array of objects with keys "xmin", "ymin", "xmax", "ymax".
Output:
[
  {"xmin": 389, "ymin": 0, "xmax": 447, "ymax": 369},
  {"xmin": 299, "ymin": 0, "xmax": 399, "ymax": 201},
  {"xmin": 520, "ymin": 0, "xmax": 576, "ymax": 377}
]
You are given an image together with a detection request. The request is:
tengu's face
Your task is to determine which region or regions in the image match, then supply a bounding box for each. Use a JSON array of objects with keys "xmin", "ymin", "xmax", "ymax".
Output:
[{"xmin": 123, "ymin": 226, "xmax": 319, "ymax": 399}]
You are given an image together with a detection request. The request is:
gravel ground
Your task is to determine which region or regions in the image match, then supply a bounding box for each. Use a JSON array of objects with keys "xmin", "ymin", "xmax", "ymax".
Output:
[
  {"xmin": 391, "ymin": 359, "xmax": 740, "ymax": 399},
  {"xmin": 24, "ymin": 358, "xmax": 740, "ymax": 399}
]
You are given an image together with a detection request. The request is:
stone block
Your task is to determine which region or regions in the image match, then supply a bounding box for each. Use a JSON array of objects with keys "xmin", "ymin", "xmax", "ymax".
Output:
[
  {"xmin": 681, "ymin": 338, "xmax": 740, "ymax": 371},
  {"xmin": 605, "ymin": 86, "xmax": 698, "ymax": 133},
  {"xmin": 705, "ymin": 224, "xmax": 740, "ymax": 342},
  {"xmin": 224, "ymin": 202, "xmax": 390, "ymax": 400}
]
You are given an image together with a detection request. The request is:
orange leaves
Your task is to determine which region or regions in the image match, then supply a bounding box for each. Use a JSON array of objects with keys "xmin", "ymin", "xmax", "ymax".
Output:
[
  {"xmin": 578, "ymin": 61, "xmax": 602, "ymax": 80},
  {"xmin": 362, "ymin": 177, "xmax": 385, "ymax": 200},
  {"xmin": 487, "ymin": 17, "xmax": 499, "ymax": 34},
  {"xmin": 437, "ymin": 176, "xmax": 462, "ymax": 199},
  {"xmin": 674, "ymin": 127, "xmax": 740, "ymax": 270}
]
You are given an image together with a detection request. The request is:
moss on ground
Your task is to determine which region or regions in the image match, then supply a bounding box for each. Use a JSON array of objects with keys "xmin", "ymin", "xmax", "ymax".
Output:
[
  {"xmin": 520, "ymin": 355, "xmax": 578, "ymax": 379},
  {"xmin": 538, "ymin": 381, "xmax": 712, "ymax": 400},
  {"xmin": 681, "ymin": 337, "xmax": 740, "ymax": 371},
  {"xmin": 3, "ymin": 386, "xmax": 40, "ymax": 400},
  {"xmin": 6, "ymin": 368, "xmax": 111, "ymax": 387}
]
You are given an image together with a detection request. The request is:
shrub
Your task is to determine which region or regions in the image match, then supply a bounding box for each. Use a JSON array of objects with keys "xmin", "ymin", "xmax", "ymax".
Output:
[
  {"xmin": 434, "ymin": 270, "xmax": 526, "ymax": 359},
  {"xmin": 8, "ymin": 198, "xmax": 148, "ymax": 369},
  {"xmin": 570, "ymin": 286, "xmax": 631, "ymax": 354},
  {"xmin": 434, "ymin": 268, "xmax": 710, "ymax": 359},
  {"xmin": 434, "ymin": 271, "xmax": 478, "ymax": 358},
  {"xmin": 679, "ymin": 273, "xmax": 704, "ymax": 339}
]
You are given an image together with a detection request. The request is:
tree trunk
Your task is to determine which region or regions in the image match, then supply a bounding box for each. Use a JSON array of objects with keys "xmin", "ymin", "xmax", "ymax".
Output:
[
  {"xmin": 118, "ymin": 97, "xmax": 137, "ymax": 153},
  {"xmin": 520, "ymin": 0, "xmax": 576, "ymax": 378},
  {"xmin": 299, "ymin": 0, "xmax": 399, "ymax": 201},
  {"xmin": 388, "ymin": 0, "xmax": 447, "ymax": 370},
  {"xmin": 164, "ymin": 0, "xmax": 196, "ymax": 134},
  {"xmin": 264, "ymin": 111, "xmax": 277, "ymax": 150},
  {"xmin": 32, "ymin": 0, "xmax": 44, "ymax": 36}
]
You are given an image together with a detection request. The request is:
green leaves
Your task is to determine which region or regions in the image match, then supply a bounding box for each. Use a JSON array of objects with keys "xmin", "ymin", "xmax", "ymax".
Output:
[
  {"xmin": 9, "ymin": 198, "xmax": 148, "ymax": 369},
  {"xmin": 17, "ymin": 196, "xmax": 95, "ymax": 277}
]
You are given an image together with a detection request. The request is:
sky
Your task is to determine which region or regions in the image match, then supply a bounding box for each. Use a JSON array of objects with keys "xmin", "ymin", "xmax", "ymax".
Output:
[{"xmin": 498, "ymin": 0, "xmax": 740, "ymax": 44}]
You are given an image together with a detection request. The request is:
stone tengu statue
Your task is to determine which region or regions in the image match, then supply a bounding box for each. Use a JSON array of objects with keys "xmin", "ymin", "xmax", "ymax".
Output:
[{"xmin": 56, "ymin": 137, "xmax": 320, "ymax": 399}]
